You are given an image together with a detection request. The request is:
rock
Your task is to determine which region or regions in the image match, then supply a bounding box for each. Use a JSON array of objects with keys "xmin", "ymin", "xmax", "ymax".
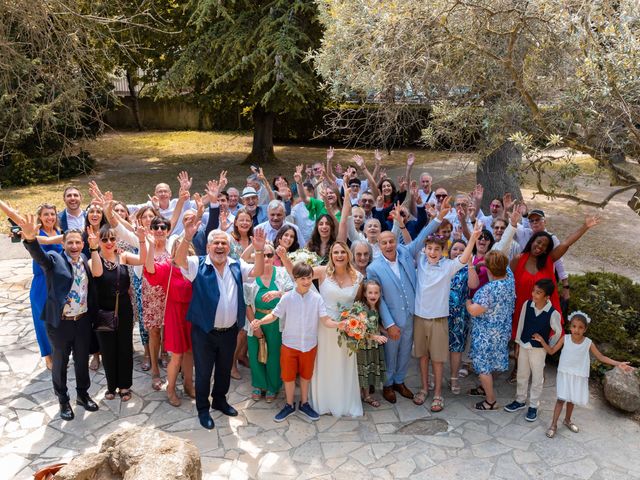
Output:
[
  {"xmin": 603, "ymin": 368, "xmax": 640, "ymax": 413},
  {"xmin": 54, "ymin": 426, "xmax": 202, "ymax": 480}
]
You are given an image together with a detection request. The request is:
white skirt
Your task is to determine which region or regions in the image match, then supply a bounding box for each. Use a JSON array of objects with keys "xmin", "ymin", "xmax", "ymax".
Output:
[{"xmin": 556, "ymin": 371, "xmax": 589, "ymax": 406}]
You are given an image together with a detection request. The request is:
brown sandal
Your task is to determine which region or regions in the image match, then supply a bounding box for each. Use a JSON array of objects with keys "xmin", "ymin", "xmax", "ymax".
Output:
[
  {"xmin": 362, "ymin": 395, "xmax": 381, "ymax": 408},
  {"xmin": 167, "ymin": 388, "xmax": 181, "ymax": 407},
  {"xmin": 413, "ymin": 390, "xmax": 428, "ymax": 406},
  {"xmin": 152, "ymin": 374, "xmax": 164, "ymax": 391}
]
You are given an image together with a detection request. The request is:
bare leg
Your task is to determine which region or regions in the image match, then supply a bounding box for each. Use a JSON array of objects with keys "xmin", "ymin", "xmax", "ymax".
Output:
[
  {"xmin": 419, "ymin": 355, "xmax": 430, "ymax": 391},
  {"xmin": 284, "ymin": 380, "xmax": 296, "ymax": 405},
  {"xmin": 148, "ymin": 327, "xmax": 162, "ymax": 381},
  {"xmin": 166, "ymin": 352, "xmax": 182, "ymax": 405},
  {"xmin": 551, "ymin": 399, "xmax": 565, "ymax": 429},
  {"xmin": 432, "ymin": 361, "xmax": 444, "ymax": 397},
  {"xmin": 181, "ymin": 351, "xmax": 194, "ymax": 396},
  {"xmin": 564, "ymin": 402, "xmax": 575, "ymax": 423},
  {"xmin": 450, "ymin": 352, "xmax": 462, "ymax": 380},
  {"xmin": 300, "ymin": 378, "xmax": 310, "ymax": 404},
  {"xmin": 479, "ymin": 373, "xmax": 496, "ymax": 403}
]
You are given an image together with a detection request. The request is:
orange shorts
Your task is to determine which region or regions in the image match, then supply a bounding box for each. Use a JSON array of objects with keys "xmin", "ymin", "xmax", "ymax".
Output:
[{"xmin": 280, "ymin": 345, "xmax": 317, "ymax": 382}]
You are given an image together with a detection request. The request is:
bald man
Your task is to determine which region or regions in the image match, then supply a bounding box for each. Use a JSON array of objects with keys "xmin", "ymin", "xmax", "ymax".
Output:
[{"xmin": 128, "ymin": 182, "xmax": 194, "ymax": 235}]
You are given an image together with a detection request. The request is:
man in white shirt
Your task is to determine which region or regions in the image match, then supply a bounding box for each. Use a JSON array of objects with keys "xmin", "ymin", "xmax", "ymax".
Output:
[
  {"xmin": 58, "ymin": 187, "xmax": 86, "ymax": 232},
  {"xmin": 128, "ymin": 181, "xmax": 194, "ymax": 235},
  {"xmin": 418, "ymin": 173, "xmax": 437, "ymax": 206},
  {"xmin": 176, "ymin": 221, "xmax": 266, "ymax": 430},
  {"xmin": 256, "ymin": 200, "xmax": 303, "ymax": 242}
]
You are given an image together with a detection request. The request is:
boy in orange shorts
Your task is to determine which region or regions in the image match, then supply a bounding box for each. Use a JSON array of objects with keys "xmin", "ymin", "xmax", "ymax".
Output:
[{"xmin": 251, "ymin": 262, "xmax": 343, "ymax": 422}]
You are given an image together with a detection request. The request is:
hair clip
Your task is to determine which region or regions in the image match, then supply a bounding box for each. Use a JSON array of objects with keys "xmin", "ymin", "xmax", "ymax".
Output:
[{"xmin": 568, "ymin": 310, "xmax": 591, "ymax": 324}]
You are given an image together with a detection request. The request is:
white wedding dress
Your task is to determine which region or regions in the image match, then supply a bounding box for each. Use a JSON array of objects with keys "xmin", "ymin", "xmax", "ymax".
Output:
[{"xmin": 310, "ymin": 273, "xmax": 363, "ymax": 417}]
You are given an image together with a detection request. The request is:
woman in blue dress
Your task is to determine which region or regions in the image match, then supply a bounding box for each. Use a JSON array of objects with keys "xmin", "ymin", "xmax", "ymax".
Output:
[
  {"xmin": 466, "ymin": 250, "xmax": 515, "ymax": 411},
  {"xmin": 447, "ymin": 240, "xmax": 479, "ymax": 394},
  {"xmin": 0, "ymin": 201, "xmax": 63, "ymax": 369}
]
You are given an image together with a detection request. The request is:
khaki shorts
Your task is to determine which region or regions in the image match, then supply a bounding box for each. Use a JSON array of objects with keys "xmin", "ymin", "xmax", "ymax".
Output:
[{"xmin": 413, "ymin": 315, "xmax": 449, "ymax": 362}]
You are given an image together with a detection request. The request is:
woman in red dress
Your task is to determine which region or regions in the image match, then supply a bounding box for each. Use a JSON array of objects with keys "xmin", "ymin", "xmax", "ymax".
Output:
[
  {"xmin": 509, "ymin": 215, "xmax": 600, "ymax": 376},
  {"xmin": 142, "ymin": 229, "xmax": 194, "ymax": 407}
]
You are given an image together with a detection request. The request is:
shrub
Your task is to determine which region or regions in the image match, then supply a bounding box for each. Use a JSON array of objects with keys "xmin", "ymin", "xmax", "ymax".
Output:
[
  {"xmin": 0, "ymin": 151, "xmax": 95, "ymax": 187},
  {"xmin": 568, "ymin": 272, "xmax": 640, "ymax": 376}
]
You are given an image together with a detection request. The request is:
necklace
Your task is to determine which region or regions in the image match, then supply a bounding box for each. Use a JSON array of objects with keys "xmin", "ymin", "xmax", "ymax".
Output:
[{"xmin": 103, "ymin": 257, "xmax": 118, "ymax": 270}]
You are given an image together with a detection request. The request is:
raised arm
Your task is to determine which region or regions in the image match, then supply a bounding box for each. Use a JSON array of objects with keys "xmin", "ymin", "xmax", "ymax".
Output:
[
  {"xmin": 19, "ymin": 214, "xmax": 53, "ymax": 271},
  {"xmin": 337, "ymin": 178, "xmax": 352, "ymax": 243},
  {"xmin": 406, "ymin": 196, "xmax": 451, "ymax": 258},
  {"xmin": 258, "ymin": 168, "xmax": 276, "ymax": 202},
  {"xmin": 404, "ymin": 153, "xmax": 415, "ymax": 185},
  {"xmin": 87, "ymin": 228, "xmax": 103, "ymax": 277},
  {"xmin": 293, "ymin": 164, "xmax": 309, "ymax": 205},
  {"xmin": 0, "ymin": 199, "xmax": 26, "ymax": 225},
  {"xmin": 550, "ymin": 215, "xmax": 601, "ymax": 262},
  {"xmin": 353, "ymin": 155, "xmax": 380, "ymax": 198},
  {"xmin": 168, "ymin": 189, "xmax": 190, "ymax": 235},
  {"xmin": 324, "ymin": 147, "xmax": 337, "ymax": 183},
  {"xmin": 459, "ymin": 221, "xmax": 482, "ymax": 265},
  {"xmin": 176, "ymin": 214, "xmax": 200, "ymax": 269}
]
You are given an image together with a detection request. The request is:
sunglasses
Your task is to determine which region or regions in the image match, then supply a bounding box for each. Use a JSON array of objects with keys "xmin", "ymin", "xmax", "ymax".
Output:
[
  {"xmin": 361, "ymin": 198, "xmax": 374, "ymax": 203},
  {"xmin": 264, "ymin": 253, "xmax": 275, "ymax": 258},
  {"xmin": 151, "ymin": 224, "xmax": 169, "ymax": 231},
  {"xmin": 100, "ymin": 237, "xmax": 117, "ymax": 243},
  {"xmin": 435, "ymin": 194, "xmax": 447, "ymax": 199},
  {"xmin": 479, "ymin": 235, "xmax": 492, "ymax": 241}
]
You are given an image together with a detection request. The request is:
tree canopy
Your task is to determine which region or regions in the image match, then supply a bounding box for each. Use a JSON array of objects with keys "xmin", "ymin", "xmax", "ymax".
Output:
[{"xmin": 313, "ymin": 0, "xmax": 640, "ymax": 212}]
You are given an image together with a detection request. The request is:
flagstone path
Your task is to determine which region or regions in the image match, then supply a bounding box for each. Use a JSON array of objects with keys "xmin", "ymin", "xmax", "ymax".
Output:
[{"xmin": 1, "ymin": 258, "xmax": 639, "ymax": 479}]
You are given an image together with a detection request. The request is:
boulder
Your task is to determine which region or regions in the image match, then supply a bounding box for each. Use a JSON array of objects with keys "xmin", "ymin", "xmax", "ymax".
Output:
[
  {"xmin": 54, "ymin": 426, "xmax": 202, "ymax": 480},
  {"xmin": 603, "ymin": 367, "xmax": 640, "ymax": 413}
]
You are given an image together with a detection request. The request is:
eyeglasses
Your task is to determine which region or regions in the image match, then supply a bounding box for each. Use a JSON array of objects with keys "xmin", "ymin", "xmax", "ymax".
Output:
[
  {"xmin": 151, "ymin": 224, "xmax": 169, "ymax": 231},
  {"xmin": 361, "ymin": 198, "xmax": 374, "ymax": 203},
  {"xmin": 435, "ymin": 194, "xmax": 447, "ymax": 199},
  {"xmin": 264, "ymin": 253, "xmax": 275, "ymax": 258},
  {"xmin": 100, "ymin": 237, "xmax": 117, "ymax": 243},
  {"xmin": 493, "ymin": 226, "xmax": 506, "ymax": 231},
  {"xmin": 313, "ymin": 167, "xmax": 322, "ymax": 171},
  {"xmin": 478, "ymin": 235, "xmax": 492, "ymax": 241},
  {"xmin": 349, "ymin": 184, "xmax": 360, "ymax": 189}
]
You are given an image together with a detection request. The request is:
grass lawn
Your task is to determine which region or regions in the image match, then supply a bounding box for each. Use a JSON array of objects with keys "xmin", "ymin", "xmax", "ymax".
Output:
[{"xmin": 0, "ymin": 130, "xmax": 472, "ymax": 222}]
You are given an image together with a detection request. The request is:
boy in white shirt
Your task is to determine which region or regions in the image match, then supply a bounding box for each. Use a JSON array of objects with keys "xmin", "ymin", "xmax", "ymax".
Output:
[
  {"xmin": 251, "ymin": 262, "xmax": 344, "ymax": 422},
  {"xmin": 413, "ymin": 222, "xmax": 482, "ymax": 411}
]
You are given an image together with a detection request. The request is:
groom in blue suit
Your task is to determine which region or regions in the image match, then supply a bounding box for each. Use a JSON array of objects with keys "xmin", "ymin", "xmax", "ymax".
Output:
[{"xmin": 366, "ymin": 199, "xmax": 451, "ymax": 403}]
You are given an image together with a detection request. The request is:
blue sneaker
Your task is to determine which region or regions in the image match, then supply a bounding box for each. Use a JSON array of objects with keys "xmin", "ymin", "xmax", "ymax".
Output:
[
  {"xmin": 503, "ymin": 400, "xmax": 526, "ymax": 413},
  {"xmin": 525, "ymin": 407, "xmax": 538, "ymax": 422},
  {"xmin": 274, "ymin": 403, "xmax": 296, "ymax": 422},
  {"xmin": 298, "ymin": 402, "xmax": 320, "ymax": 421}
]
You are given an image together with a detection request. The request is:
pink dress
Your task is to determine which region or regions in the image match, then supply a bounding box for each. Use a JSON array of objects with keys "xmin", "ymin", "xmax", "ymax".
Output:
[
  {"xmin": 144, "ymin": 261, "xmax": 193, "ymax": 354},
  {"xmin": 141, "ymin": 251, "xmax": 170, "ymax": 329}
]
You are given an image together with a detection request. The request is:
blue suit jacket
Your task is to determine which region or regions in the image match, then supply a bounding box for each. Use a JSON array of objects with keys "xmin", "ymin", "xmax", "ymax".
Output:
[
  {"xmin": 366, "ymin": 218, "xmax": 441, "ymax": 328},
  {"xmin": 23, "ymin": 240, "xmax": 97, "ymax": 329}
]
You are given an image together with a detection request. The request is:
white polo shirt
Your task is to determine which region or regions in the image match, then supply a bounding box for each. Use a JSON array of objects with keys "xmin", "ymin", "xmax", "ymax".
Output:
[
  {"xmin": 272, "ymin": 288, "xmax": 327, "ymax": 352},
  {"xmin": 415, "ymin": 255, "xmax": 466, "ymax": 319}
]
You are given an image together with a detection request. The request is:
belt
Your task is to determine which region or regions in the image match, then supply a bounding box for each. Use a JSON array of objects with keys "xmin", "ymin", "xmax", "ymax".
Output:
[
  {"xmin": 212, "ymin": 325, "xmax": 237, "ymax": 332},
  {"xmin": 254, "ymin": 308, "xmax": 272, "ymax": 315},
  {"xmin": 61, "ymin": 312, "xmax": 87, "ymax": 321}
]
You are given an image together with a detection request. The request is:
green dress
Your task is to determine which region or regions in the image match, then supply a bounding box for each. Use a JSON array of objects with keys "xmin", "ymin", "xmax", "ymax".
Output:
[
  {"xmin": 247, "ymin": 268, "xmax": 283, "ymax": 394},
  {"xmin": 356, "ymin": 309, "xmax": 387, "ymax": 390}
]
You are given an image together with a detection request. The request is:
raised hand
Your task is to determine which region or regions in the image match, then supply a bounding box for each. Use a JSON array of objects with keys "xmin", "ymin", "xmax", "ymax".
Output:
[
  {"xmin": 218, "ymin": 170, "xmax": 228, "ymax": 190},
  {"xmin": 294, "ymin": 164, "xmax": 304, "ymax": 183},
  {"xmin": 16, "ymin": 213, "xmax": 38, "ymax": 240},
  {"xmin": 453, "ymin": 225, "xmax": 463, "ymax": 240},
  {"xmin": 258, "ymin": 167, "xmax": 267, "ymax": 182},
  {"xmin": 503, "ymin": 192, "xmax": 514, "ymax": 212},
  {"xmin": 183, "ymin": 214, "xmax": 201, "ymax": 241},
  {"xmin": 205, "ymin": 180, "xmax": 219, "ymax": 201},
  {"xmin": 473, "ymin": 184, "xmax": 484, "ymax": 202},
  {"xmin": 179, "ymin": 189, "xmax": 190, "ymax": 203},
  {"xmin": 374, "ymin": 149, "xmax": 382, "ymax": 163},
  {"xmin": 470, "ymin": 219, "xmax": 483, "ymax": 240},
  {"xmin": 407, "ymin": 153, "xmax": 415, "ymax": 166},
  {"xmin": 148, "ymin": 194, "xmax": 160, "ymax": 209},
  {"xmin": 376, "ymin": 195, "xmax": 384, "ymax": 210},
  {"xmin": 219, "ymin": 210, "xmax": 230, "ymax": 231},
  {"xmin": 509, "ymin": 205, "xmax": 522, "ymax": 227},
  {"xmin": 379, "ymin": 168, "xmax": 388, "ymax": 180},
  {"xmin": 275, "ymin": 245, "xmax": 288, "ymax": 259},
  {"xmin": 584, "ymin": 214, "xmax": 602, "ymax": 229},
  {"xmin": 393, "ymin": 202, "xmax": 405, "ymax": 227},
  {"xmin": 193, "ymin": 192, "xmax": 203, "ymax": 213},
  {"xmin": 177, "ymin": 171, "xmax": 193, "ymax": 191},
  {"xmin": 397, "ymin": 175, "xmax": 408, "ymax": 192},
  {"xmin": 438, "ymin": 196, "xmax": 452, "ymax": 220},
  {"xmin": 86, "ymin": 227, "xmax": 100, "ymax": 250},
  {"xmin": 327, "ymin": 146, "xmax": 335, "ymax": 162},
  {"xmin": 135, "ymin": 225, "xmax": 148, "ymax": 244},
  {"xmin": 425, "ymin": 203, "xmax": 437, "ymax": 218},
  {"xmin": 352, "ymin": 154, "xmax": 365, "ymax": 169},
  {"xmin": 252, "ymin": 227, "xmax": 266, "ymax": 251}
]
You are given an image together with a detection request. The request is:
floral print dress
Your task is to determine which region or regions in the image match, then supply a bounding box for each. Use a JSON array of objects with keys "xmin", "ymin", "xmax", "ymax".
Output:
[
  {"xmin": 142, "ymin": 250, "xmax": 170, "ymax": 329},
  {"xmin": 448, "ymin": 266, "xmax": 470, "ymax": 353}
]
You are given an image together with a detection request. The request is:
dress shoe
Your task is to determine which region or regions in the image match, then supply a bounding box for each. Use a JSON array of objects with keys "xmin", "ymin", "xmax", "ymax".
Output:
[
  {"xmin": 393, "ymin": 383, "xmax": 414, "ymax": 399},
  {"xmin": 213, "ymin": 403, "xmax": 238, "ymax": 417},
  {"xmin": 198, "ymin": 412, "xmax": 215, "ymax": 430},
  {"xmin": 382, "ymin": 386, "xmax": 397, "ymax": 404},
  {"xmin": 60, "ymin": 402, "xmax": 74, "ymax": 421},
  {"xmin": 76, "ymin": 394, "xmax": 99, "ymax": 412}
]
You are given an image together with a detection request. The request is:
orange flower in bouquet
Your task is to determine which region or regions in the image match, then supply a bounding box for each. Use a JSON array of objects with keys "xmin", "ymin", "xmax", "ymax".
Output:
[{"xmin": 337, "ymin": 301, "xmax": 378, "ymax": 355}]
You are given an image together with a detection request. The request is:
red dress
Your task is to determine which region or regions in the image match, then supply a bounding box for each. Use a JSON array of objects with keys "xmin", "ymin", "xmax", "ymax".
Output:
[
  {"xmin": 144, "ymin": 261, "xmax": 193, "ymax": 354},
  {"xmin": 512, "ymin": 253, "xmax": 563, "ymax": 339}
]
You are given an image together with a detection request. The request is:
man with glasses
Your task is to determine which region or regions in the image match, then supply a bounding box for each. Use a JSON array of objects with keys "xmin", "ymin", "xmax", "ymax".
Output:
[
  {"xmin": 433, "ymin": 188, "xmax": 449, "ymax": 211},
  {"xmin": 20, "ymin": 216, "xmax": 99, "ymax": 421},
  {"xmin": 359, "ymin": 191, "xmax": 376, "ymax": 220}
]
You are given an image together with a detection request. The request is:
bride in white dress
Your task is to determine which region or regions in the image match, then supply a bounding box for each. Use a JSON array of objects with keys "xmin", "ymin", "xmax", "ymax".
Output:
[{"xmin": 309, "ymin": 241, "xmax": 363, "ymax": 417}]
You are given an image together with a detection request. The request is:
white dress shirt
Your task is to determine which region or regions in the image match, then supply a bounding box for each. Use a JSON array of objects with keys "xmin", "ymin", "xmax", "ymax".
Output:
[
  {"xmin": 181, "ymin": 255, "xmax": 254, "ymax": 328},
  {"xmin": 272, "ymin": 288, "xmax": 327, "ymax": 352},
  {"xmin": 383, "ymin": 255, "xmax": 401, "ymax": 279},
  {"xmin": 291, "ymin": 201, "xmax": 316, "ymax": 244},
  {"xmin": 415, "ymin": 255, "xmax": 466, "ymax": 319},
  {"xmin": 255, "ymin": 220, "xmax": 303, "ymax": 244}
]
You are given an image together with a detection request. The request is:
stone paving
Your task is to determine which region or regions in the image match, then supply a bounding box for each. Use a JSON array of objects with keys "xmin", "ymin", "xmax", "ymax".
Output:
[{"xmin": 1, "ymin": 258, "xmax": 640, "ymax": 480}]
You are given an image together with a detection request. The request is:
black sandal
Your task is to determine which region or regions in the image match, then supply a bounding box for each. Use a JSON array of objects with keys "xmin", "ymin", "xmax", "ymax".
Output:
[
  {"xmin": 104, "ymin": 391, "xmax": 116, "ymax": 400},
  {"xmin": 474, "ymin": 400, "xmax": 498, "ymax": 411},
  {"xmin": 468, "ymin": 386, "xmax": 486, "ymax": 396},
  {"xmin": 119, "ymin": 390, "xmax": 132, "ymax": 402}
]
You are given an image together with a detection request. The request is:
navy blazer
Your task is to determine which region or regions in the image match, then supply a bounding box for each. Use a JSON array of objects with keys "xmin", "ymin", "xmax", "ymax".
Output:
[{"xmin": 23, "ymin": 240, "xmax": 97, "ymax": 329}]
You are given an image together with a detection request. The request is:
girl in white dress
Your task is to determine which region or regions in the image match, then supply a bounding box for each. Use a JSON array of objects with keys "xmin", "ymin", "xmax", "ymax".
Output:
[{"xmin": 534, "ymin": 311, "xmax": 634, "ymax": 438}]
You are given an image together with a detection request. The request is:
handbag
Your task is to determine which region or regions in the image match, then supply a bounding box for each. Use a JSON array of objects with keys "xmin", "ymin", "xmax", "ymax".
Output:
[
  {"xmin": 95, "ymin": 256, "xmax": 120, "ymax": 332},
  {"xmin": 257, "ymin": 337, "xmax": 268, "ymax": 364}
]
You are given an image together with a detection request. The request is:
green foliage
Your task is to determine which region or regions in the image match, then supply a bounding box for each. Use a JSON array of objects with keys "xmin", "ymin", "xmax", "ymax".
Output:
[
  {"xmin": 0, "ymin": 152, "xmax": 95, "ymax": 187},
  {"xmin": 568, "ymin": 272, "xmax": 640, "ymax": 376}
]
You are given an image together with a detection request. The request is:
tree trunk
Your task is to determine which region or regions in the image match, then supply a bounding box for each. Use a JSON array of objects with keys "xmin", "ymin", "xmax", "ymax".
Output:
[
  {"xmin": 244, "ymin": 105, "xmax": 276, "ymax": 164},
  {"xmin": 126, "ymin": 69, "xmax": 144, "ymax": 131},
  {"xmin": 476, "ymin": 141, "xmax": 523, "ymax": 211}
]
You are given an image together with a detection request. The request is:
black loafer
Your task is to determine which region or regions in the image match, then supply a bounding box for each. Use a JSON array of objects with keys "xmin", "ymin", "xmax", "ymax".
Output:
[
  {"xmin": 198, "ymin": 412, "xmax": 215, "ymax": 430},
  {"xmin": 60, "ymin": 402, "xmax": 74, "ymax": 421},
  {"xmin": 213, "ymin": 403, "xmax": 238, "ymax": 417},
  {"xmin": 76, "ymin": 395, "xmax": 99, "ymax": 412}
]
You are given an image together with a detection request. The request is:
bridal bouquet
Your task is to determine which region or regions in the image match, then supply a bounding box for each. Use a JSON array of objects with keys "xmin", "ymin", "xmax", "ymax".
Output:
[
  {"xmin": 337, "ymin": 301, "xmax": 376, "ymax": 355},
  {"xmin": 288, "ymin": 248, "xmax": 322, "ymax": 267}
]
